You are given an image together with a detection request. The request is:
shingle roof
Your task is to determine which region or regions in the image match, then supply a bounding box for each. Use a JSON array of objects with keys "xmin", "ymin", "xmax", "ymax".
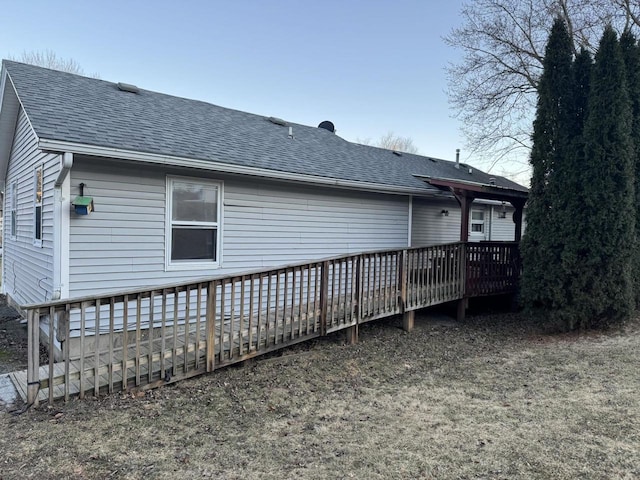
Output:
[{"xmin": 2, "ymin": 60, "xmax": 527, "ymax": 194}]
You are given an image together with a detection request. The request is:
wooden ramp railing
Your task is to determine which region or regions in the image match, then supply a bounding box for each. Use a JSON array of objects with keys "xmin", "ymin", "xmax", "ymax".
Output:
[{"xmin": 15, "ymin": 241, "xmax": 519, "ymax": 405}]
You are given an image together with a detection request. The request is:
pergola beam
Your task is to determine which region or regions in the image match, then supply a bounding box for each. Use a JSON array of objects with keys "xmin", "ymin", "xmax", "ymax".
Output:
[{"xmin": 418, "ymin": 176, "xmax": 528, "ymax": 243}]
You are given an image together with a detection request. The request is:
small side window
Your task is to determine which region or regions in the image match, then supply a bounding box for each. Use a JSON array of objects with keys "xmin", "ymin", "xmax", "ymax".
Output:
[
  {"xmin": 10, "ymin": 181, "xmax": 17, "ymax": 239},
  {"xmin": 471, "ymin": 210, "xmax": 485, "ymax": 233},
  {"xmin": 34, "ymin": 165, "xmax": 43, "ymax": 246}
]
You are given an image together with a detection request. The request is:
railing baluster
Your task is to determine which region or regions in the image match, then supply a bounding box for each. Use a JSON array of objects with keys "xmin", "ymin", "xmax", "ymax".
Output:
[
  {"xmin": 266, "ymin": 274, "xmax": 272, "ymax": 346},
  {"xmin": 220, "ymin": 281, "xmax": 227, "ymax": 360},
  {"xmin": 172, "ymin": 289, "xmax": 178, "ymax": 377},
  {"xmin": 275, "ymin": 271, "xmax": 281, "ymax": 345},
  {"xmin": 184, "ymin": 286, "xmax": 191, "ymax": 373},
  {"xmin": 305, "ymin": 267, "xmax": 311, "ymax": 335},
  {"xmin": 206, "ymin": 280, "xmax": 217, "ymax": 372},
  {"xmin": 48, "ymin": 306, "xmax": 55, "ymax": 404},
  {"xmin": 257, "ymin": 275, "xmax": 264, "ymax": 349},
  {"xmin": 212, "ymin": 282, "xmax": 217, "ymax": 367},
  {"xmin": 94, "ymin": 298, "xmax": 101, "ymax": 397},
  {"xmin": 149, "ymin": 291, "xmax": 156, "ymax": 383},
  {"xmin": 122, "ymin": 295, "xmax": 129, "ymax": 392},
  {"xmin": 80, "ymin": 302, "xmax": 86, "ymax": 399},
  {"xmin": 108, "ymin": 298, "xmax": 115, "ymax": 394},
  {"xmin": 195, "ymin": 285, "xmax": 202, "ymax": 370},
  {"xmin": 27, "ymin": 308, "xmax": 40, "ymax": 406},
  {"xmin": 160, "ymin": 288, "xmax": 167, "ymax": 379},
  {"xmin": 249, "ymin": 275, "xmax": 255, "ymax": 352},
  {"xmin": 135, "ymin": 294, "xmax": 142, "ymax": 387},
  {"xmin": 320, "ymin": 261, "xmax": 329, "ymax": 335},
  {"xmin": 64, "ymin": 304, "xmax": 71, "ymax": 402},
  {"xmin": 283, "ymin": 268, "xmax": 289, "ymax": 341},
  {"xmin": 298, "ymin": 267, "xmax": 304, "ymax": 337},
  {"xmin": 232, "ymin": 278, "xmax": 238, "ymax": 357}
]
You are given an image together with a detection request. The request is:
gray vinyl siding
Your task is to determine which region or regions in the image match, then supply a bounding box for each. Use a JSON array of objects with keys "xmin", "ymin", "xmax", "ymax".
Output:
[
  {"xmin": 2, "ymin": 108, "xmax": 58, "ymax": 304},
  {"xmin": 69, "ymin": 158, "xmax": 409, "ymax": 297},
  {"xmin": 411, "ymin": 198, "xmax": 461, "ymax": 246},
  {"xmin": 411, "ymin": 199, "xmax": 522, "ymax": 245},
  {"xmin": 488, "ymin": 205, "xmax": 517, "ymax": 241}
]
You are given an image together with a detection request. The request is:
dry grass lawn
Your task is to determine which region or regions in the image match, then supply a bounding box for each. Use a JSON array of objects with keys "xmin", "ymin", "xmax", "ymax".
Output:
[{"xmin": 1, "ymin": 308, "xmax": 639, "ymax": 479}]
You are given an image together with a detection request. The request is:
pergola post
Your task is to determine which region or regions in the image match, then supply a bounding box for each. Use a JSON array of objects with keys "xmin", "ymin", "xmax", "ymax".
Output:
[
  {"xmin": 453, "ymin": 190, "xmax": 475, "ymax": 242},
  {"xmin": 451, "ymin": 190, "xmax": 475, "ymax": 321},
  {"xmin": 510, "ymin": 199, "xmax": 526, "ymax": 242}
]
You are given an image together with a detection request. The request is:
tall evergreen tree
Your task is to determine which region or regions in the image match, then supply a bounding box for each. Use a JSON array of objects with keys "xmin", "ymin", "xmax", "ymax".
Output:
[
  {"xmin": 520, "ymin": 19, "xmax": 574, "ymax": 310},
  {"xmin": 563, "ymin": 26, "xmax": 635, "ymax": 328},
  {"xmin": 557, "ymin": 48, "xmax": 592, "ymax": 328},
  {"xmin": 620, "ymin": 31, "xmax": 640, "ymax": 306}
]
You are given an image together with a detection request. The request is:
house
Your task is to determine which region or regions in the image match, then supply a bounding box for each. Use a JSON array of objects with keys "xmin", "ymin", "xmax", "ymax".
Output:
[{"xmin": 0, "ymin": 60, "xmax": 527, "ymax": 310}]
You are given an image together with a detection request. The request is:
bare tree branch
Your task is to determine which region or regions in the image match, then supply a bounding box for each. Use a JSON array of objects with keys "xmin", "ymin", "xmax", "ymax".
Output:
[
  {"xmin": 8, "ymin": 50, "xmax": 100, "ymax": 78},
  {"xmin": 356, "ymin": 132, "xmax": 419, "ymax": 154},
  {"xmin": 445, "ymin": 0, "xmax": 632, "ymax": 174}
]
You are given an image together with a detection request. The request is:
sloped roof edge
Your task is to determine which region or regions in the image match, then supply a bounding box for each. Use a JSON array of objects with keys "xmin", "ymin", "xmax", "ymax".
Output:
[
  {"xmin": 3, "ymin": 60, "xmax": 528, "ymax": 195},
  {"xmin": 40, "ymin": 138, "xmax": 441, "ymax": 197}
]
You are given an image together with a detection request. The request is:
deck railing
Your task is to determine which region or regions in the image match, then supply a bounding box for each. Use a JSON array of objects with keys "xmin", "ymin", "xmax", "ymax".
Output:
[
  {"xmin": 18, "ymin": 241, "xmax": 520, "ymax": 404},
  {"xmin": 466, "ymin": 242, "xmax": 520, "ymax": 297}
]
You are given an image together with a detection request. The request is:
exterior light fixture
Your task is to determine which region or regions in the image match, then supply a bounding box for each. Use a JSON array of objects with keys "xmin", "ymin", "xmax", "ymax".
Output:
[{"xmin": 498, "ymin": 202, "xmax": 507, "ymax": 219}]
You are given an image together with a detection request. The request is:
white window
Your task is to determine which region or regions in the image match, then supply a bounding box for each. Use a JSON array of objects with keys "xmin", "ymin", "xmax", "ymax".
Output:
[
  {"xmin": 471, "ymin": 210, "xmax": 485, "ymax": 233},
  {"xmin": 166, "ymin": 176, "xmax": 222, "ymax": 269},
  {"xmin": 10, "ymin": 181, "xmax": 17, "ymax": 239},
  {"xmin": 34, "ymin": 165, "xmax": 43, "ymax": 246}
]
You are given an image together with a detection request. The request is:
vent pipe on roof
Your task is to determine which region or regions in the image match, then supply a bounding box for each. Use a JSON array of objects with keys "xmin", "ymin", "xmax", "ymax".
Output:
[
  {"xmin": 288, "ymin": 126, "xmax": 294, "ymax": 139},
  {"xmin": 455, "ymin": 149, "xmax": 460, "ymax": 169}
]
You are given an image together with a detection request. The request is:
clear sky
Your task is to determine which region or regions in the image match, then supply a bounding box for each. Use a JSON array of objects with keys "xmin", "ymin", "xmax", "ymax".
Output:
[{"xmin": 0, "ymin": 0, "xmax": 526, "ymax": 184}]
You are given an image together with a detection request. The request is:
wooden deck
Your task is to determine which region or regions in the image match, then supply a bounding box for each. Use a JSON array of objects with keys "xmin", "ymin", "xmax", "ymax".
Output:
[{"xmin": 15, "ymin": 242, "xmax": 519, "ymax": 404}]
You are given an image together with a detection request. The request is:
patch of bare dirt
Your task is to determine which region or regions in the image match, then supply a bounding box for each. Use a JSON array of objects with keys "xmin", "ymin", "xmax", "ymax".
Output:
[
  {"xmin": 0, "ymin": 308, "xmax": 639, "ymax": 479},
  {"xmin": 0, "ymin": 295, "xmax": 26, "ymax": 375}
]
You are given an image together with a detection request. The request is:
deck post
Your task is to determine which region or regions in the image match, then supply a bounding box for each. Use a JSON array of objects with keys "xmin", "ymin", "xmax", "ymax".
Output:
[
  {"xmin": 345, "ymin": 325, "xmax": 358, "ymax": 344},
  {"xmin": 400, "ymin": 249, "xmax": 408, "ymax": 312},
  {"xmin": 27, "ymin": 308, "xmax": 40, "ymax": 406},
  {"xmin": 402, "ymin": 310, "xmax": 415, "ymax": 332},
  {"xmin": 456, "ymin": 298, "xmax": 467, "ymax": 322},
  {"xmin": 319, "ymin": 261, "xmax": 329, "ymax": 336}
]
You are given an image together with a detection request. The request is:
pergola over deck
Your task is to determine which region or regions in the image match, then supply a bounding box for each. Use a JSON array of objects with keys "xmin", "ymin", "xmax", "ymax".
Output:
[{"xmin": 415, "ymin": 176, "xmax": 528, "ymax": 242}]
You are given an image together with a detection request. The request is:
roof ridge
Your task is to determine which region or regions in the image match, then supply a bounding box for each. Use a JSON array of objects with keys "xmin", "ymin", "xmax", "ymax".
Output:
[{"xmin": 1, "ymin": 59, "xmax": 527, "ymax": 192}]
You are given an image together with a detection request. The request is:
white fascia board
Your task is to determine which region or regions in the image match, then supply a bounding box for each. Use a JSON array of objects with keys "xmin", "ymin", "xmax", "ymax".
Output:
[
  {"xmin": 0, "ymin": 69, "xmax": 41, "ymax": 185},
  {"xmin": 0, "ymin": 69, "xmax": 17, "ymax": 184},
  {"xmin": 38, "ymin": 139, "xmax": 438, "ymax": 197}
]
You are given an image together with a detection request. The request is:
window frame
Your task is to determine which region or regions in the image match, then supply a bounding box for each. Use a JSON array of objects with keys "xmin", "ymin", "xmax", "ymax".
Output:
[
  {"xmin": 470, "ymin": 209, "xmax": 485, "ymax": 234},
  {"xmin": 10, "ymin": 180, "xmax": 17, "ymax": 240},
  {"xmin": 165, "ymin": 175, "xmax": 223, "ymax": 271},
  {"xmin": 33, "ymin": 164, "xmax": 43, "ymax": 246}
]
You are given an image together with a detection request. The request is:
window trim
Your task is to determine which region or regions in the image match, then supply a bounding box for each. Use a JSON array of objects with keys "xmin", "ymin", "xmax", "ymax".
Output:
[
  {"xmin": 10, "ymin": 180, "xmax": 17, "ymax": 240},
  {"xmin": 33, "ymin": 164, "xmax": 43, "ymax": 246},
  {"xmin": 470, "ymin": 209, "xmax": 485, "ymax": 235},
  {"xmin": 165, "ymin": 175, "xmax": 223, "ymax": 271}
]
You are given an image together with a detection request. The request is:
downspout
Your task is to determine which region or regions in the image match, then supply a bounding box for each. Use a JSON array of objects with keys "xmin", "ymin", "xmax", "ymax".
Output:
[
  {"xmin": 52, "ymin": 152, "xmax": 73, "ymax": 300},
  {"xmin": 488, "ymin": 205, "xmax": 493, "ymax": 241},
  {"xmin": 55, "ymin": 152, "xmax": 73, "ymax": 187}
]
